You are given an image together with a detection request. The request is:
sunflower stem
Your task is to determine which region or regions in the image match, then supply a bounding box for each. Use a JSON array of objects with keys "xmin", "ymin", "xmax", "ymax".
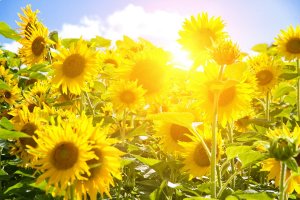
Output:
[
  {"xmin": 297, "ymin": 59, "xmax": 300, "ymax": 121},
  {"xmin": 279, "ymin": 161, "xmax": 287, "ymax": 200},
  {"xmin": 266, "ymin": 91, "xmax": 270, "ymax": 121},
  {"xmin": 121, "ymin": 109, "xmax": 128, "ymax": 143},
  {"xmin": 210, "ymin": 65, "xmax": 225, "ymax": 198},
  {"xmin": 227, "ymin": 122, "xmax": 236, "ymax": 189},
  {"xmin": 211, "ymin": 90, "xmax": 219, "ymax": 198},
  {"xmin": 83, "ymin": 91, "xmax": 95, "ymax": 118}
]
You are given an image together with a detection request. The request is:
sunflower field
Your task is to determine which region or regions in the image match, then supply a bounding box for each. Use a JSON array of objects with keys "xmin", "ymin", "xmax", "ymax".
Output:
[{"xmin": 0, "ymin": 4, "xmax": 300, "ymax": 200}]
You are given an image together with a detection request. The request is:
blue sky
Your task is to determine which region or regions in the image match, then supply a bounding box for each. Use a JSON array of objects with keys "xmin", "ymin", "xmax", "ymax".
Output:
[{"xmin": 0, "ymin": 0, "xmax": 300, "ymax": 55}]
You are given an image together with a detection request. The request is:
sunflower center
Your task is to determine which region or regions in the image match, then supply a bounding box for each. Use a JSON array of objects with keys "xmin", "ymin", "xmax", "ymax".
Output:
[
  {"xmin": 286, "ymin": 38, "xmax": 300, "ymax": 54},
  {"xmin": 119, "ymin": 90, "xmax": 136, "ymax": 104},
  {"xmin": 28, "ymin": 103, "xmax": 37, "ymax": 113},
  {"xmin": 130, "ymin": 59, "xmax": 165, "ymax": 95},
  {"xmin": 4, "ymin": 91, "xmax": 11, "ymax": 99},
  {"xmin": 104, "ymin": 58, "xmax": 118, "ymax": 68},
  {"xmin": 193, "ymin": 142, "xmax": 211, "ymax": 167},
  {"xmin": 19, "ymin": 123, "xmax": 38, "ymax": 148},
  {"xmin": 256, "ymin": 70, "xmax": 273, "ymax": 86},
  {"xmin": 52, "ymin": 142, "xmax": 79, "ymax": 170},
  {"xmin": 62, "ymin": 54, "xmax": 86, "ymax": 78},
  {"xmin": 170, "ymin": 124, "xmax": 192, "ymax": 142},
  {"xmin": 209, "ymin": 86, "xmax": 236, "ymax": 107},
  {"xmin": 31, "ymin": 36, "xmax": 45, "ymax": 56},
  {"xmin": 235, "ymin": 116, "xmax": 250, "ymax": 130}
]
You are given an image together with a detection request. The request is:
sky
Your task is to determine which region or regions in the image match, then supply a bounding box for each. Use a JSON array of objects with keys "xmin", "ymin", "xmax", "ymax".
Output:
[{"xmin": 0, "ymin": 0, "xmax": 300, "ymax": 65}]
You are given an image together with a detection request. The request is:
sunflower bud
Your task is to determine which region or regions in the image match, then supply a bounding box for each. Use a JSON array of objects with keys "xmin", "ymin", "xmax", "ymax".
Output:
[{"xmin": 269, "ymin": 137, "xmax": 297, "ymax": 161}]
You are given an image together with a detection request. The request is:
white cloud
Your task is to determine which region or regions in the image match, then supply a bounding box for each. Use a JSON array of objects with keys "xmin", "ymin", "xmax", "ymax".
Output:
[
  {"xmin": 60, "ymin": 4, "xmax": 185, "ymax": 46},
  {"xmin": 2, "ymin": 41, "xmax": 21, "ymax": 53},
  {"xmin": 59, "ymin": 4, "xmax": 191, "ymax": 68}
]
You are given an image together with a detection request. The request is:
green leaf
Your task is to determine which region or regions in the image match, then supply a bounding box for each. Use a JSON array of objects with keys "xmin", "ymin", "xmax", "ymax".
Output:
[
  {"xmin": 121, "ymin": 157, "xmax": 135, "ymax": 166},
  {"xmin": 184, "ymin": 197, "xmax": 217, "ymax": 200},
  {"xmin": 0, "ymin": 79, "xmax": 10, "ymax": 90},
  {"xmin": 126, "ymin": 123, "xmax": 148, "ymax": 138},
  {"xmin": 236, "ymin": 192, "xmax": 273, "ymax": 200},
  {"xmin": 49, "ymin": 31, "xmax": 59, "ymax": 43},
  {"xmin": 147, "ymin": 112, "xmax": 194, "ymax": 128},
  {"xmin": 225, "ymin": 196, "xmax": 239, "ymax": 200},
  {"xmin": 284, "ymin": 157, "xmax": 298, "ymax": 172},
  {"xmin": 226, "ymin": 146, "xmax": 252, "ymax": 160},
  {"xmin": 0, "ymin": 22, "xmax": 21, "ymax": 41},
  {"xmin": 4, "ymin": 182, "xmax": 23, "ymax": 194},
  {"xmin": 279, "ymin": 73, "xmax": 299, "ymax": 80},
  {"xmin": 133, "ymin": 155, "xmax": 160, "ymax": 166},
  {"xmin": 14, "ymin": 170, "xmax": 35, "ymax": 178},
  {"xmin": 0, "ymin": 128, "xmax": 31, "ymax": 139},
  {"xmin": 239, "ymin": 150, "xmax": 267, "ymax": 167},
  {"xmin": 29, "ymin": 72, "xmax": 47, "ymax": 80},
  {"xmin": 61, "ymin": 38, "xmax": 80, "ymax": 48},
  {"xmin": 273, "ymin": 83, "xmax": 295, "ymax": 99},
  {"xmin": 90, "ymin": 36, "xmax": 111, "ymax": 48},
  {"xmin": 0, "ymin": 117, "xmax": 14, "ymax": 130},
  {"xmin": 149, "ymin": 180, "xmax": 167, "ymax": 200},
  {"xmin": 251, "ymin": 43, "xmax": 269, "ymax": 52},
  {"xmin": 0, "ymin": 169, "xmax": 8, "ymax": 176},
  {"xmin": 29, "ymin": 63, "xmax": 49, "ymax": 72}
]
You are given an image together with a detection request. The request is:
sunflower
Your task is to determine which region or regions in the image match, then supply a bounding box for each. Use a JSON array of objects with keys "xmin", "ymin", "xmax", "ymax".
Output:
[
  {"xmin": 16, "ymin": 4, "xmax": 40, "ymax": 39},
  {"xmin": 9, "ymin": 106, "xmax": 47, "ymax": 166},
  {"xmin": 275, "ymin": 25, "xmax": 300, "ymax": 61},
  {"xmin": 52, "ymin": 39, "xmax": 99, "ymax": 95},
  {"xmin": 179, "ymin": 127, "xmax": 223, "ymax": 179},
  {"xmin": 248, "ymin": 54, "xmax": 282, "ymax": 94},
  {"xmin": 0, "ymin": 65, "xmax": 15, "ymax": 84},
  {"xmin": 75, "ymin": 124, "xmax": 123, "ymax": 199},
  {"xmin": 178, "ymin": 13, "xmax": 227, "ymax": 64},
  {"xmin": 27, "ymin": 115, "xmax": 97, "ymax": 194},
  {"xmin": 154, "ymin": 121, "xmax": 193, "ymax": 154},
  {"xmin": 261, "ymin": 125, "xmax": 300, "ymax": 194},
  {"xmin": 191, "ymin": 63, "xmax": 255, "ymax": 125},
  {"xmin": 23, "ymin": 80, "xmax": 55, "ymax": 108},
  {"xmin": 19, "ymin": 23, "xmax": 50, "ymax": 65},
  {"xmin": 108, "ymin": 80, "xmax": 145, "ymax": 112},
  {"xmin": 116, "ymin": 36, "xmax": 155, "ymax": 59},
  {"xmin": 0, "ymin": 84, "xmax": 21, "ymax": 106},
  {"xmin": 211, "ymin": 39, "xmax": 241, "ymax": 66},
  {"xmin": 122, "ymin": 48, "xmax": 171, "ymax": 99}
]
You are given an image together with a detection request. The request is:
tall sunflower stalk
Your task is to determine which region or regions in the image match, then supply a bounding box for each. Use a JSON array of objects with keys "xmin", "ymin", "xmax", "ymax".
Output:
[
  {"xmin": 297, "ymin": 59, "xmax": 300, "ymax": 121},
  {"xmin": 279, "ymin": 162, "xmax": 287, "ymax": 200},
  {"xmin": 211, "ymin": 65, "xmax": 225, "ymax": 198}
]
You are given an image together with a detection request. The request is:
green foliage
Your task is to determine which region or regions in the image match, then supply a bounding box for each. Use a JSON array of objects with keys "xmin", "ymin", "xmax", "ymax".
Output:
[{"xmin": 0, "ymin": 22, "xmax": 21, "ymax": 41}]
